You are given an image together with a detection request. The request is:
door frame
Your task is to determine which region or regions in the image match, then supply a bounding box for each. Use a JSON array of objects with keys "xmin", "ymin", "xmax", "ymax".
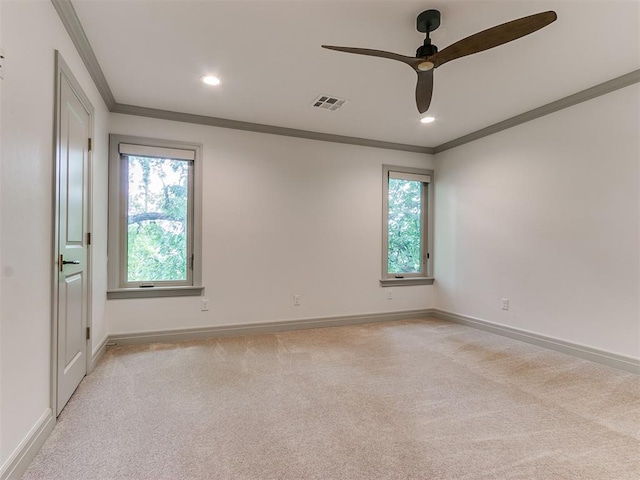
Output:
[{"xmin": 51, "ymin": 51, "xmax": 94, "ymax": 417}]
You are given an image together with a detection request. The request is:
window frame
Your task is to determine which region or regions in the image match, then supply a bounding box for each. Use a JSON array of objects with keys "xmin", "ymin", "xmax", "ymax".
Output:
[
  {"xmin": 107, "ymin": 134, "xmax": 203, "ymax": 299},
  {"xmin": 381, "ymin": 165, "xmax": 434, "ymax": 287}
]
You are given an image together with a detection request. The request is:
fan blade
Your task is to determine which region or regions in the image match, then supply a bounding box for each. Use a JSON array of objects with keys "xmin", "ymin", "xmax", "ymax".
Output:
[
  {"xmin": 322, "ymin": 45, "xmax": 421, "ymax": 69},
  {"xmin": 416, "ymin": 70, "xmax": 434, "ymax": 113},
  {"xmin": 429, "ymin": 11, "xmax": 557, "ymax": 68}
]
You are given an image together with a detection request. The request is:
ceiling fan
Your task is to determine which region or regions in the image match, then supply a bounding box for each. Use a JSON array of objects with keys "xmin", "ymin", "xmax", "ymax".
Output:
[{"xmin": 322, "ymin": 10, "xmax": 557, "ymax": 113}]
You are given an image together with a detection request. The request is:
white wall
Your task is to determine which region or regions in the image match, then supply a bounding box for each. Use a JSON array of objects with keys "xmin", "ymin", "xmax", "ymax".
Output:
[
  {"xmin": 434, "ymin": 84, "xmax": 640, "ymax": 359},
  {"xmin": 0, "ymin": 0, "xmax": 109, "ymax": 472},
  {"xmin": 0, "ymin": 0, "xmax": 4, "ymax": 469},
  {"xmin": 0, "ymin": 0, "xmax": 4, "ymax": 464},
  {"xmin": 108, "ymin": 114, "xmax": 435, "ymax": 334}
]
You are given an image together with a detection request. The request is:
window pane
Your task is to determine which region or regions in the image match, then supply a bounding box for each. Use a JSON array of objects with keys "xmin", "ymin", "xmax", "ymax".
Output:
[
  {"xmin": 126, "ymin": 156, "xmax": 189, "ymax": 282},
  {"xmin": 388, "ymin": 178, "xmax": 422, "ymax": 274}
]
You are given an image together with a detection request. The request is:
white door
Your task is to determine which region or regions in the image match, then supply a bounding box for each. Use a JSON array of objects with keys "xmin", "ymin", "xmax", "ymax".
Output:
[{"xmin": 56, "ymin": 72, "xmax": 91, "ymax": 415}]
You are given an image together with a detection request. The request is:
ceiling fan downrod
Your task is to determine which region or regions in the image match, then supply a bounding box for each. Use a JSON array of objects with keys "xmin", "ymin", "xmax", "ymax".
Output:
[{"xmin": 416, "ymin": 9, "xmax": 440, "ymax": 58}]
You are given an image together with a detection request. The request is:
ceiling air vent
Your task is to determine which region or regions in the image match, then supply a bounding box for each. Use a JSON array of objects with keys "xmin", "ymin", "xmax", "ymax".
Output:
[{"xmin": 312, "ymin": 95, "xmax": 347, "ymax": 111}]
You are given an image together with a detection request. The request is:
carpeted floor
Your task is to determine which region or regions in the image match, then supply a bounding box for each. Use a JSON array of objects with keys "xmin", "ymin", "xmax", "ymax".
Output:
[{"xmin": 22, "ymin": 317, "xmax": 640, "ymax": 479}]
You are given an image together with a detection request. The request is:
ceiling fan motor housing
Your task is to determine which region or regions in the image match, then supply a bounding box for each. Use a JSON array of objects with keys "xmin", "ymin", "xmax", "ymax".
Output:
[{"xmin": 416, "ymin": 42, "xmax": 438, "ymax": 58}]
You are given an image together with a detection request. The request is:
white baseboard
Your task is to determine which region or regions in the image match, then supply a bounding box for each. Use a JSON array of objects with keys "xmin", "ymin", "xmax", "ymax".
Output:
[
  {"xmin": 430, "ymin": 309, "xmax": 640, "ymax": 375},
  {"xmin": 109, "ymin": 309, "xmax": 432, "ymax": 346},
  {"xmin": 0, "ymin": 409, "xmax": 55, "ymax": 480}
]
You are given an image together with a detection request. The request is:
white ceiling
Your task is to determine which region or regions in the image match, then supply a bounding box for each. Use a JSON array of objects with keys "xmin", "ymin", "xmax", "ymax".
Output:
[{"xmin": 72, "ymin": 0, "xmax": 640, "ymax": 148}]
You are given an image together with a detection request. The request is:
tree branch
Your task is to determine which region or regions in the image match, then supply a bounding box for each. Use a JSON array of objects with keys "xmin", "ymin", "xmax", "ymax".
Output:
[{"xmin": 128, "ymin": 212, "xmax": 184, "ymax": 224}]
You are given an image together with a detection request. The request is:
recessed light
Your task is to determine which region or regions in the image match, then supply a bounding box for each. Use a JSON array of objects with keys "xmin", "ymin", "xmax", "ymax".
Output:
[
  {"xmin": 201, "ymin": 75, "xmax": 221, "ymax": 86},
  {"xmin": 420, "ymin": 116, "xmax": 435, "ymax": 124}
]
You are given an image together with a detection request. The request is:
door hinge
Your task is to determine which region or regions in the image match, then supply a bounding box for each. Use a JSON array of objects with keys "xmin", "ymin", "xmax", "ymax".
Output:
[
  {"xmin": 88, "ymin": 138, "xmax": 92, "ymax": 151},
  {"xmin": 87, "ymin": 232, "xmax": 91, "ymax": 245},
  {"xmin": 190, "ymin": 253, "xmax": 194, "ymax": 270},
  {"xmin": 86, "ymin": 327, "xmax": 91, "ymax": 340}
]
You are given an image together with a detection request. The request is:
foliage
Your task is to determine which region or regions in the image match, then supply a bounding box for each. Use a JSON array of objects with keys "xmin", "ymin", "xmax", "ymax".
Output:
[
  {"xmin": 126, "ymin": 156, "xmax": 189, "ymax": 282},
  {"xmin": 388, "ymin": 178, "xmax": 422, "ymax": 273}
]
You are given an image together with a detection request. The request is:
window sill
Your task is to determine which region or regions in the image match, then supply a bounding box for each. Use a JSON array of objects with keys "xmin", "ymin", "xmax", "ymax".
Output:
[
  {"xmin": 107, "ymin": 286, "xmax": 204, "ymax": 299},
  {"xmin": 379, "ymin": 277, "xmax": 434, "ymax": 287}
]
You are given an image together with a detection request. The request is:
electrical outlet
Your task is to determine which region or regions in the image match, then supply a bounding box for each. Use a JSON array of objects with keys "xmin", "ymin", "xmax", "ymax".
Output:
[
  {"xmin": 387, "ymin": 289, "xmax": 393, "ymax": 300},
  {"xmin": 501, "ymin": 298, "xmax": 509, "ymax": 311},
  {"xmin": 201, "ymin": 299, "xmax": 209, "ymax": 311},
  {"xmin": 293, "ymin": 294, "xmax": 301, "ymax": 306}
]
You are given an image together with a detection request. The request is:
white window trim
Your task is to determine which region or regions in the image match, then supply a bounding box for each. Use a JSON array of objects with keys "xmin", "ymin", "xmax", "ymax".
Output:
[
  {"xmin": 381, "ymin": 164, "xmax": 434, "ymax": 287},
  {"xmin": 107, "ymin": 134, "xmax": 203, "ymax": 299}
]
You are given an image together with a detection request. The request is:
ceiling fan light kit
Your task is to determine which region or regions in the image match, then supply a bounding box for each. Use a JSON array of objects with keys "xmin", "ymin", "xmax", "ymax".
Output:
[{"xmin": 322, "ymin": 9, "xmax": 557, "ymax": 113}]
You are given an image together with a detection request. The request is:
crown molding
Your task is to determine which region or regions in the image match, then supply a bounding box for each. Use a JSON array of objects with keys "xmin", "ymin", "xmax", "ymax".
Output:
[
  {"xmin": 51, "ymin": 0, "xmax": 116, "ymax": 110},
  {"xmin": 111, "ymin": 103, "xmax": 435, "ymax": 154}
]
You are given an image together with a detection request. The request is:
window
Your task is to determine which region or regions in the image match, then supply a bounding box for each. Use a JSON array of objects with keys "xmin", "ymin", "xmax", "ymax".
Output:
[
  {"xmin": 381, "ymin": 165, "xmax": 434, "ymax": 286},
  {"xmin": 108, "ymin": 135, "xmax": 203, "ymax": 298}
]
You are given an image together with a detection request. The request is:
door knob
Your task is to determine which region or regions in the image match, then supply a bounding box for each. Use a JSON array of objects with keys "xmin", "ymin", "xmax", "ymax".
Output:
[{"xmin": 59, "ymin": 255, "xmax": 80, "ymax": 271}]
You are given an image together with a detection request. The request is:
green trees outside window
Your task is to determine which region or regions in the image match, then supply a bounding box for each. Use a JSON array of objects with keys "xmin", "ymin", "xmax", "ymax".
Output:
[
  {"xmin": 126, "ymin": 156, "xmax": 190, "ymax": 282},
  {"xmin": 387, "ymin": 178, "xmax": 423, "ymax": 274}
]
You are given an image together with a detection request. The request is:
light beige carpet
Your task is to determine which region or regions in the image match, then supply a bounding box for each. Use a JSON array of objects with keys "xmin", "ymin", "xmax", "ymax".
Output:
[{"xmin": 22, "ymin": 317, "xmax": 640, "ymax": 479}]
